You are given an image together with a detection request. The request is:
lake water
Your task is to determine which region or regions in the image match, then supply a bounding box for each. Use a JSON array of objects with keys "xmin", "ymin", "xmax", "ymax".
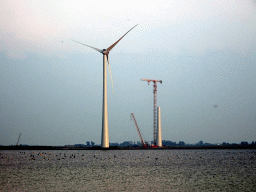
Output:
[{"xmin": 1, "ymin": 149, "xmax": 256, "ymax": 191}]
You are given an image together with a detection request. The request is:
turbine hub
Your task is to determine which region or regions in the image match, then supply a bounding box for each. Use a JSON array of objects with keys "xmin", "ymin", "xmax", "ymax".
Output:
[{"xmin": 102, "ymin": 49, "xmax": 109, "ymax": 55}]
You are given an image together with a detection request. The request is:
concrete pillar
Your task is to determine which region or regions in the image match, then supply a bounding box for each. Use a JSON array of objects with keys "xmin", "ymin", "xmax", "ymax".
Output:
[{"xmin": 157, "ymin": 106, "xmax": 162, "ymax": 147}]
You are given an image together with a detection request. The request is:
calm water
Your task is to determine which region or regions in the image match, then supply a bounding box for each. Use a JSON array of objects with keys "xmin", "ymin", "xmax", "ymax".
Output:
[{"xmin": 0, "ymin": 149, "xmax": 256, "ymax": 191}]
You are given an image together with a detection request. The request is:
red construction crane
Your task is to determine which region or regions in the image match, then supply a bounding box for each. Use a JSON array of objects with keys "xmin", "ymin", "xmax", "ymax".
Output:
[
  {"xmin": 141, "ymin": 79, "xmax": 162, "ymax": 146},
  {"xmin": 130, "ymin": 113, "xmax": 148, "ymax": 147}
]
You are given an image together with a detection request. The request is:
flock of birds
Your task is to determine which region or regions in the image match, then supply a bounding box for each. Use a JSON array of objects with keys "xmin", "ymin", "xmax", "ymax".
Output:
[{"xmin": 0, "ymin": 151, "xmax": 255, "ymax": 163}]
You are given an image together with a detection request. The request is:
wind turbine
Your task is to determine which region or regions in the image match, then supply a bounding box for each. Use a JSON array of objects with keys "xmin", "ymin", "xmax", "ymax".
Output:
[{"xmin": 71, "ymin": 25, "xmax": 138, "ymax": 148}]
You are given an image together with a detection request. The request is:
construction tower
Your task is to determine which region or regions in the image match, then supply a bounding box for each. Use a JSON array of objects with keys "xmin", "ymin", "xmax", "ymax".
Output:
[{"xmin": 141, "ymin": 79, "xmax": 162, "ymax": 146}]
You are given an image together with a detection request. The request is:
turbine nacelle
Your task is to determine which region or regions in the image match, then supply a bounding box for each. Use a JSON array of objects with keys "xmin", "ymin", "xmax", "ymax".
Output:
[{"xmin": 102, "ymin": 49, "xmax": 109, "ymax": 55}]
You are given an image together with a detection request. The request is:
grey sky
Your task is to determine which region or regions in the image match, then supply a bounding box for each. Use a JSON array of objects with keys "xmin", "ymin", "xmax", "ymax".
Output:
[{"xmin": 0, "ymin": 0, "xmax": 255, "ymax": 145}]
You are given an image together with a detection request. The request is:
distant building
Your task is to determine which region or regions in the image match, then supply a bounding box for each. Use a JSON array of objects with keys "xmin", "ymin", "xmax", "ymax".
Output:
[
  {"xmin": 120, "ymin": 141, "xmax": 133, "ymax": 146},
  {"xmin": 222, "ymin": 142, "xmax": 229, "ymax": 146},
  {"xmin": 110, "ymin": 142, "xmax": 119, "ymax": 146},
  {"xmin": 162, "ymin": 140, "xmax": 176, "ymax": 146},
  {"xmin": 241, "ymin": 141, "xmax": 248, "ymax": 146}
]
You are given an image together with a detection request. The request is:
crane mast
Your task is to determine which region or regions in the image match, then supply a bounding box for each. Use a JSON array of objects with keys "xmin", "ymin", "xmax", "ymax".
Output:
[
  {"xmin": 130, "ymin": 113, "xmax": 147, "ymax": 147},
  {"xmin": 16, "ymin": 133, "xmax": 21, "ymax": 146},
  {"xmin": 141, "ymin": 79, "xmax": 162, "ymax": 146}
]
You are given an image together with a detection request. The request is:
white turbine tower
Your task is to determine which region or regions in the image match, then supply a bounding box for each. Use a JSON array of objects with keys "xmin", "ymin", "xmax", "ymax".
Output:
[{"xmin": 72, "ymin": 25, "xmax": 138, "ymax": 148}]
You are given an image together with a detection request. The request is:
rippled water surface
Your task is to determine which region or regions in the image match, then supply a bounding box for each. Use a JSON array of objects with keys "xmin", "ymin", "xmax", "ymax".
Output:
[{"xmin": 1, "ymin": 149, "xmax": 256, "ymax": 191}]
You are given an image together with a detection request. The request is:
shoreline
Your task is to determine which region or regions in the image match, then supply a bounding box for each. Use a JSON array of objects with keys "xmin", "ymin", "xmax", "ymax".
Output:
[{"xmin": 1, "ymin": 145, "xmax": 256, "ymax": 150}]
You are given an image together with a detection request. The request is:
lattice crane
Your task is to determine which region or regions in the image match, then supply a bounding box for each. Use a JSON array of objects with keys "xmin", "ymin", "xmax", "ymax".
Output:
[
  {"xmin": 141, "ymin": 79, "xmax": 162, "ymax": 146},
  {"xmin": 16, "ymin": 133, "xmax": 21, "ymax": 146},
  {"xmin": 130, "ymin": 113, "xmax": 147, "ymax": 147}
]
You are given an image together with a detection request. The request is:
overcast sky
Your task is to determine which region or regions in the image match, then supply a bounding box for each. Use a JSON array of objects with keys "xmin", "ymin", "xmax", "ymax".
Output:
[{"xmin": 1, "ymin": 0, "xmax": 256, "ymax": 146}]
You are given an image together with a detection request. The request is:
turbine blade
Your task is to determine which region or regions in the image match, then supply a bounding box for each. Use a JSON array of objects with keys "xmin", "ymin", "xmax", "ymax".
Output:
[
  {"xmin": 107, "ymin": 24, "xmax": 138, "ymax": 52},
  {"xmin": 107, "ymin": 55, "xmax": 114, "ymax": 95},
  {"xmin": 71, "ymin": 39, "xmax": 103, "ymax": 53}
]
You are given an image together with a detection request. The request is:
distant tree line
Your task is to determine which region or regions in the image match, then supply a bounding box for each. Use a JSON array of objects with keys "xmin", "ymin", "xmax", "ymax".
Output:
[{"xmin": 9, "ymin": 140, "xmax": 256, "ymax": 147}]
